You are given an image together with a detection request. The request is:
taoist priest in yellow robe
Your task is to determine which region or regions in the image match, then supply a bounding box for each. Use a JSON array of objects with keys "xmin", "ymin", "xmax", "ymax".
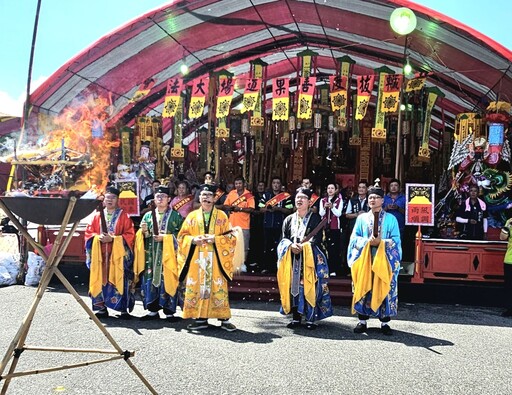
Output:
[{"xmin": 177, "ymin": 183, "xmax": 242, "ymax": 332}]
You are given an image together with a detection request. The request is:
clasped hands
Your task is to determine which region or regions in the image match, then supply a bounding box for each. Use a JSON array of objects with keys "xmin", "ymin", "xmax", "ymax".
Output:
[
  {"xmin": 193, "ymin": 234, "xmax": 215, "ymax": 247},
  {"xmin": 369, "ymin": 235, "xmax": 381, "ymax": 247},
  {"xmin": 290, "ymin": 242, "xmax": 303, "ymax": 255},
  {"xmin": 99, "ymin": 232, "xmax": 114, "ymax": 243},
  {"xmin": 140, "ymin": 223, "xmax": 164, "ymax": 242}
]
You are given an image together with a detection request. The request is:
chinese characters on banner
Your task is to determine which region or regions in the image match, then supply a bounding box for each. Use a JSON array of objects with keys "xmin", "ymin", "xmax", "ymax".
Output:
[
  {"xmin": 355, "ymin": 75, "xmax": 375, "ymax": 120},
  {"xmin": 115, "ymin": 179, "xmax": 140, "ymax": 217},
  {"xmin": 329, "ymin": 75, "xmax": 348, "ymax": 112},
  {"xmin": 381, "ymin": 74, "xmax": 403, "ymax": 113},
  {"xmin": 162, "ymin": 78, "xmax": 183, "ymax": 118},
  {"xmin": 216, "ymin": 76, "xmax": 236, "ymax": 118},
  {"xmin": 297, "ymin": 76, "xmax": 316, "ymax": 120},
  {"xmin": 272, "ymin": 78, "xmax": 290, "ymax": 121},
  {"xmin": 405, "ymin": 183, "xmax": 435, "ymax": 226},
  {"xmin": 188, "ymin": 77, "xmax": 209, "ymax": 119},
  {"xmin": 240, "ymin": 78, "xmax": 261, "ymax": 113}
]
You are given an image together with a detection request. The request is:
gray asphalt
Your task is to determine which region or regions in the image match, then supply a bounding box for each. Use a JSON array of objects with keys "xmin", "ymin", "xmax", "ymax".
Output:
[{"xmin": 1, "ymin": 283, "xmax": 511, "ymax": 395}]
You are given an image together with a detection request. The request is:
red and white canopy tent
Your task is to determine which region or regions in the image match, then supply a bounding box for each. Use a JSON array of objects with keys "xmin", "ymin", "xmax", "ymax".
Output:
[{"xmin": 20, "ymin": 0, "xmax": 512, "ymax": 169}]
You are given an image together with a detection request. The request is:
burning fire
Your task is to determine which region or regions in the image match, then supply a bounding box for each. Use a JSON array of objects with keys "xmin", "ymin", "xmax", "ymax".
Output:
[{"xmin": 3, "ymin": 95, "xmax": 119, "ymax": 195}]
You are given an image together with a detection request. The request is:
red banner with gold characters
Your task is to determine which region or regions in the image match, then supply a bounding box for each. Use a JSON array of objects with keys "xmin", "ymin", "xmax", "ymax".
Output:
[
  {"xmin": 355, "ymin": 75, "xmax": 375, "ymax": 120},
  {"xmin": 216, "ymin": 76, "xmax": 236, "ymax": 118},
  {"xmin": 272, "ymin": 78, "xmax": 289, "ymax": 121},
  {"xmin": 329, "ymin": 75, "xmax": 348, "ymax": 112},
  {"xmin": 381, "ymin": 74, "xmax": 403, "ymax": 113},
  {"xmin": 241, "ymin": 78, "xmax": 261, "ymax": 114},
  {"xmin": 162, "ymin": 78, "xmax": 183, "ymax": 118},
  {"xmin": 188, "ymin": 77, "xmax": 209, "ymax": 119},
  {"xmin": 297, "ymin": 76, "xmax": 316, "ymax": 120},
  {"xmin": 405, "ymin": 183, "xmax": 435, "ymax": 226}
]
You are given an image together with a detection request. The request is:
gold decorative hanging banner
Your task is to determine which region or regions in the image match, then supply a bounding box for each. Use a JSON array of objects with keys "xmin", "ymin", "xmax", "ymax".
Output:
[
  {"xmin": 162, "ymin": 78, "xmax": 183, "ymax": 118},
  {"xmin": 171, "ymin": 99, "xmax": 184, "ymax": 161},
  {"xmin": 272, "ymin": 78, "xmax": 290, "ymax": 121},
  {"xmin": 249, "ymin": 59, "xmax": 266, "ymax": 131},
  {"xmin": 188, "ymin": 77, "xmax": 208, "ymax": 119},
  {"xmin": 349, "ymin": 94, "xmax": 361, "ymax": 146},
  {"xmin": 372, "ymin": 67, "xmax": 394, "ymax": 142},
  {"xmin": 372, "ymin": 72, "xmax": 387, "ymax": 143},
  {"xmin": 131, "ymin": 78, "xmax": 155, "ymax": 102},
  {"xmin": 381, "ymin": 74, "xmax": 403, "ymax": 113},
  {"xmin": 121, "ymin": 127, "xmax": 131, "ymax": 165},
  {"xmin": 455, "ymin": 112, "xmax": 484, "ymax": 142},
  {"xmin": 215, "ymin": 117, "xmax": 230, "ymax": 139},
  {"xmin": 335, "ymin": 56, "xmax": 355, "ymax": 130},
  {"xmin": 241, "ymin": 78, "xmax": 261, "ymax": 114},
  {"xmin": 355, "ymin": 75, "xmax": 375, "ymax": 120},
  {"xmin": 216, "ymin": 76, "xmax": 236, "ymax": 118},
  {"xmin": 297, "ymin": 76, "xmax": 316, "ymax": 120},
  {"xmin": 405, "ymin": 76, "xmax": 426, "ymax": 92},
  {"xmin": 360, "ymin": 121, "xmax": 372, "ymax": 182},
  {"xmin": 329, "ymin": 75, "xmax": 348, "ymax": 112},
  {"xmin": 418, "ymin": 87, "xmax": 444, "ymax": 161}
]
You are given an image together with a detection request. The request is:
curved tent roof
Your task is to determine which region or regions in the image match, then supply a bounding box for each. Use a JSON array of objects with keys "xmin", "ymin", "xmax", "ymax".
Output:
[{"xmin": 28, "ymin": 0, "xmax": 512, "ymax": 132}]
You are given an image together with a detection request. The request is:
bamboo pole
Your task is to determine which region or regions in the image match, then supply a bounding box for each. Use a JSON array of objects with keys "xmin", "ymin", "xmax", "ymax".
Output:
[
  {"xmin": 3, "ymin": 355, "xmax": 126, "ymax": 380},
  {"xmin": 53, "ymin": 263, "xmax": 158, "ymax": 394},
  {"xmin": 0, "ymin": 198, "xmax": 76, "ymax": 394},
  {"xmin": 23, "ymin": 346, "xmax": 124, "ymax": 355},
  {"xmin": 0, "ymin": 200, "xmax": 158, "ymax": 394}
]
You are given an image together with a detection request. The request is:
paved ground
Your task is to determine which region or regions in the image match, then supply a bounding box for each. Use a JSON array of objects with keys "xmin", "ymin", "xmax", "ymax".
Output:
[{"xmin": 1, "ymin": 281, "xmax": 512, "ymax": 395}]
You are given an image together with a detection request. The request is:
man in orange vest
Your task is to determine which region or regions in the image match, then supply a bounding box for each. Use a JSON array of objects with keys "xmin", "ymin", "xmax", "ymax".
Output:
[{"xmin": 224, "ymin": 176, "xmax": 255, "ymax": 273}]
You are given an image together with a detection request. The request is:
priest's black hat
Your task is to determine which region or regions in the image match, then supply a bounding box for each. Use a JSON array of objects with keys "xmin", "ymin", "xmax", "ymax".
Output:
[
  {"xmin": 155, "ymin": 186, "xmax": 170, "ymax": 195},
  {"xmin": 105, "ymin": 186, "xmax": 120, "ymax": 196},
  {"xmin": 199, "ymin": 183, "xmax": 218, "ymax": 194},
  {"xmin": 295, "ymin": 187, "xmax": 313, "ymax": 199}
]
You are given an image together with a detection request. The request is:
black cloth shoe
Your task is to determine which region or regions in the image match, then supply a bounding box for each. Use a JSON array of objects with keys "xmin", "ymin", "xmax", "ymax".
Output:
[
  {"xmin": 381, "ymin": 324, "xmax": 393, "ymax": 336},
  {"xmin": 140, "ymin": 313, "xmax": 160, "ymax": 321},
  {"xmin": 501, "ymin": 309, "xmax": 512, "ymax": 317},
  {"xmin": 353, "ymin": 322, "xmax": 367, "ymax": 333},
  {"xmin": 286, "ymin": 320, "xmax": 302, "ymax": 329},
  {"xmin": 187, "ymin": 320, "xmax": 209, "ymax": 330},
  {"xmin": 93, "ymin": 309, "xmax": 109, "ymax": 320},
  {"xmin": 220, "ymin": 322, "xmax": 237, "ymax": 332}
]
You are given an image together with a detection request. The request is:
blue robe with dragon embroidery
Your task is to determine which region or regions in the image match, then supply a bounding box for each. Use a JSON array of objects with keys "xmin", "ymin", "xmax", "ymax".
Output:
[{"xmin": 347, "ymin": 210, "xmax": 402, "ymax": 318}]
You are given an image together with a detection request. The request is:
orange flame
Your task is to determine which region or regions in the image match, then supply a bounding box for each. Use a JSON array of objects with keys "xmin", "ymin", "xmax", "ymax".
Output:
[{"xmin": 41, "ymin": 95, "xmax": 116, "ymax": 192}]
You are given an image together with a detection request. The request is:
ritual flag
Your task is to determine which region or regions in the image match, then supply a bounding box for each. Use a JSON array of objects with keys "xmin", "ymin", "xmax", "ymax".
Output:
[
  {"xmin": 355, "ymin": 75, "xmax": 375, "ymax": 120},
  {"xmin": 216, "ymin": 76, "xmax": 236, "ymax": 118},
  {"xmin": 297, "ymin": 76, "xmax": 316, "ymax": 120},
  {"xmin": 418, "ymin": 87, "xmax": 444, "ymax": 161},
  {"xmin": 406, "ymin": 71, "xmax": 433, "ymax": 92},
  {"xmin": 240, "ymin": 78, "xmax": 262, "ymax": 114},
  {"xmin": 131, "ymin": 78, "xmax": 156, "ymax": 102},
  {"xmin": 188, "ymin": 77, "xmax": 209, "ymax": 119},
  {"xmin": 162, "ymin": 78, "xmax": 183, "ymax": 118},
  {"xmin": 381, "ymin": 74, "xmax": 403, "ymax": 113},
  {"xmin": 329, "ymin": 75, "xmax": 348, "ymax": 112},
  {"xmin": 272, "ymin": 78, "xmax": 290, "ymax": 121},
  {"xmin": 336, "ymin": 56, "xmax": 355, "ymax": 130}
]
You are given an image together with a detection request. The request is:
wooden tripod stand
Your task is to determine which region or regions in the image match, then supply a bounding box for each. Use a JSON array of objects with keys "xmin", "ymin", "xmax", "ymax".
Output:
[{"xmin": 0, "ymin": 197, "xmax": 157, "ymax": 394}]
